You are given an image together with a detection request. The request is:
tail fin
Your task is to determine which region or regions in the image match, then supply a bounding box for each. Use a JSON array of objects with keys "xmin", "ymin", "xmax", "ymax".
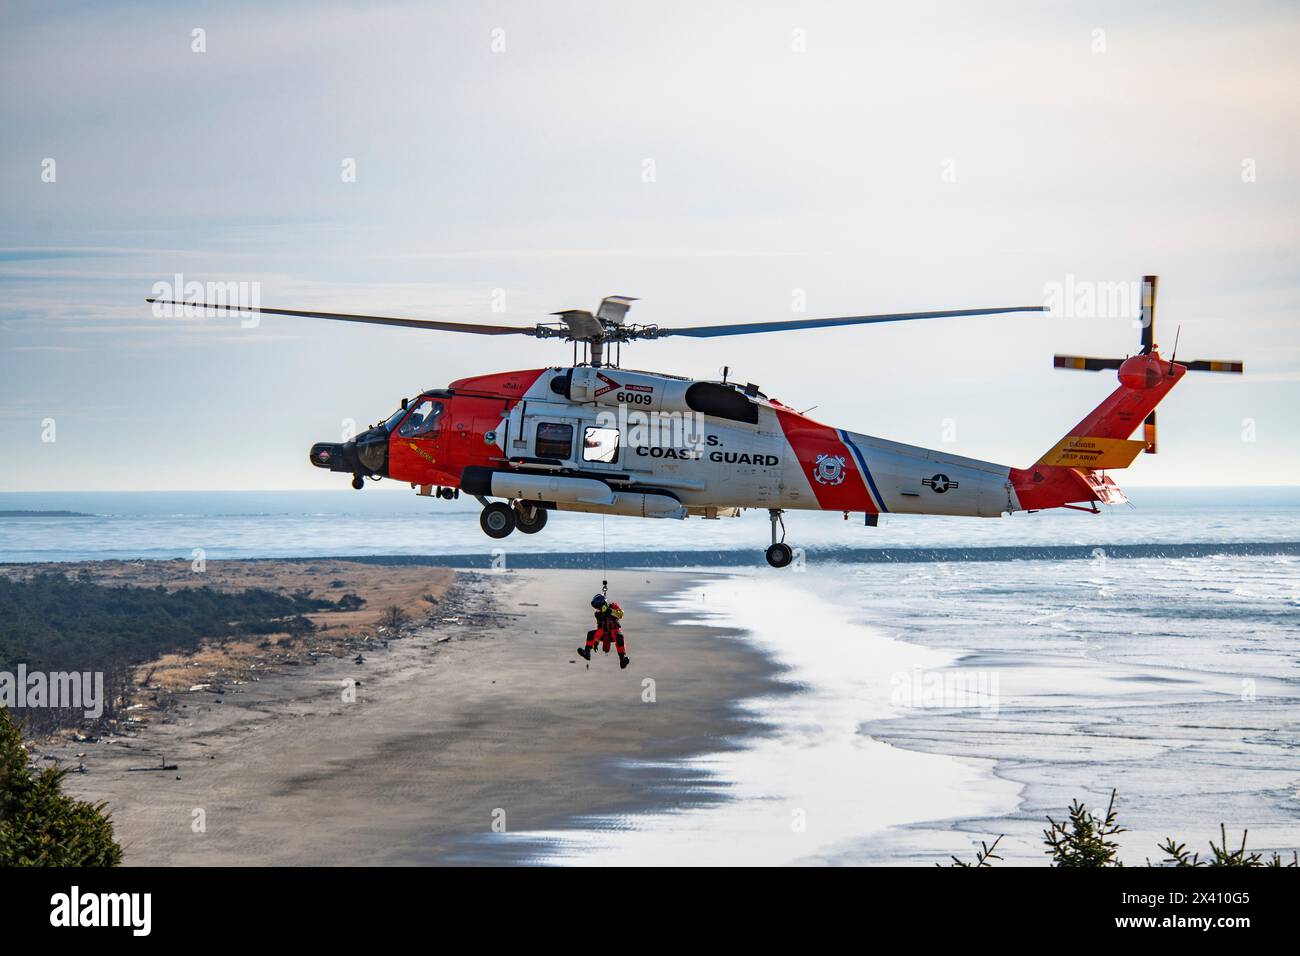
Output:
[{"xmin": 1011, "ymin": 354, "xmax": 1185, "ymax": 510}]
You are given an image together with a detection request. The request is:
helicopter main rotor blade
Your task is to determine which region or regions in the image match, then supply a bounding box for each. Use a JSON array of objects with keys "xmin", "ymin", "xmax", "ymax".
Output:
[
  {"xmin": 144, "ymin": 299, "xmax": 539, "ymax": 336},
  {"xmin": 658, "ymin": 305, "xmax": 1046, "ymax": 338}
]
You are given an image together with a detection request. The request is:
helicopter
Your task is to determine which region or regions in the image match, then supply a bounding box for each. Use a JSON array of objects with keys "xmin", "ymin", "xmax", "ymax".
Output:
[{"xmin": 148, "ymin": 274, "xmax": 1240, "ymax": 567}]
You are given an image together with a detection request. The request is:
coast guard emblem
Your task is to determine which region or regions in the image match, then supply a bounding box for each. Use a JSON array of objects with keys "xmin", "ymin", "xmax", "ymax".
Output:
[{"xmin": 813, "ymin": 453, "xmax": 846, "ymax": 486}]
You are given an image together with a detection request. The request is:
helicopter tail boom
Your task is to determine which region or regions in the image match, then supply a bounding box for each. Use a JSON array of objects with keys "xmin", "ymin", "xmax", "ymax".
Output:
[{"xmin": 1009, "ymin": 352, "xmax": 1186, "ymax": 511}]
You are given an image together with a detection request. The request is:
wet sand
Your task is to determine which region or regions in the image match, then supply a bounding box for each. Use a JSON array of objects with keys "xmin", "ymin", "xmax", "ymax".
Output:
[{"xmin": 56, "ymin": 567, "xmax": 777, "ymax": 865}]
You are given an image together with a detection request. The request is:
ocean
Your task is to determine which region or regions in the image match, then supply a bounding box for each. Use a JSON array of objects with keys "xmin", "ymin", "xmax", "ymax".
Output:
[{"xmin": 3, "ymin": 487, "xmax": 1299, "ymax": 564}]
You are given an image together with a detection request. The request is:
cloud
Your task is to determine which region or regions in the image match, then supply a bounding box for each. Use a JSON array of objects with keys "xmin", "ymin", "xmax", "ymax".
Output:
[{"xmin": 0, "ymin": 0, "xmax": 1297, "ymax": 489}]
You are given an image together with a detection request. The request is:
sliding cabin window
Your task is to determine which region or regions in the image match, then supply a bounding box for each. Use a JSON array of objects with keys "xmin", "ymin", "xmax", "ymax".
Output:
[
  {"xmin": 535, "ymin": 422, "xmax": 574, "ymax": 459},
  {"xmin": 582, "ymin": 426, "xmax": 620, "ymax": 464}
]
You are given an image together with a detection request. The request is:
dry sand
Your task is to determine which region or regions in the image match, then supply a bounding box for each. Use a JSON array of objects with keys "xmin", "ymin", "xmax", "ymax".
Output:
[{"xmin": 54, "ymin": 566, "xmax": 775, "ymax": 865}]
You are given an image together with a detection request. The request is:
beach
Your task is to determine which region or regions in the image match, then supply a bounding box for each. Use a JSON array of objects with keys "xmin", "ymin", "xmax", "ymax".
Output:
[{"xmin": 50, "ymin": 565, "xmax": 776, "ymax": 865}]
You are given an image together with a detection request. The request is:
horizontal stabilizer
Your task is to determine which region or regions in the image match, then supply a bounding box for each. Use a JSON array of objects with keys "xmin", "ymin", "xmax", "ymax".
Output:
[{"xmin": 1039, "ymin": 436, "xmax": 1148, "ymax": 469}]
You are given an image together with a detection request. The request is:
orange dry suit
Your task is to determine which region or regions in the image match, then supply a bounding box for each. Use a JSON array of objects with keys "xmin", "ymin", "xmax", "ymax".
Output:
[{"xmin": 585, "ymin": 602, "xmax": 626, "ymax": 656}]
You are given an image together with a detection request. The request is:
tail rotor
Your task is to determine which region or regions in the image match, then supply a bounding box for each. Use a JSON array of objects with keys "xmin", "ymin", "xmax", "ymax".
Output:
[{"xmin": 1052, "ymin": 274, "xmax": 1243, "ymax": 454}]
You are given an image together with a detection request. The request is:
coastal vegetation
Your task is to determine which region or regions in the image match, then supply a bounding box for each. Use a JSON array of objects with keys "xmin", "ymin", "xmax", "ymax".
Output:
[
  {"xmin": 0, "ymin": 707, "xmax": 122, "ymax": 866},
  {"xmin": 0, "ymin": 573, "xmax": 365, "ymax": 733},
  {"xmin": 950, "ymin": 789, "xmax": 1297, "ymax": 867}
]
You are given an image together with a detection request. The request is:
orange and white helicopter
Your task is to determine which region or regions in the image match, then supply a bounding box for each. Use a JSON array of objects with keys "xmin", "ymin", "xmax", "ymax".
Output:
[{"xmin": 150, "ymin": 275, "xmax": 1240, "ymax": 567}]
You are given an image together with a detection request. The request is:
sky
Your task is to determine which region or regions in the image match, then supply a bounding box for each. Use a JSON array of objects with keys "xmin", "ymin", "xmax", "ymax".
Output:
[{"xmin": 1, "ymin": 0, "xmax": 1297, "ymax": 491}]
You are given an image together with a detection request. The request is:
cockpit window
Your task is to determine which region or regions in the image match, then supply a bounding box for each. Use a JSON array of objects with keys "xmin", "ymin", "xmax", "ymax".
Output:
[
  {"xmin": 382, "ymin": 406, "xmax": 408, "ymax": 432},
  {"xmin": 398, "ymin": 398, "xmax": 443, "ymax": 438}
]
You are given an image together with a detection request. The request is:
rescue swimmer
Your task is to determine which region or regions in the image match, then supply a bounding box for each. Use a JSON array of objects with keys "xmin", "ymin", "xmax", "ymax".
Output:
[{"xmin": 578, "ymin": 594, "xmax": 629, "ymax": 669}]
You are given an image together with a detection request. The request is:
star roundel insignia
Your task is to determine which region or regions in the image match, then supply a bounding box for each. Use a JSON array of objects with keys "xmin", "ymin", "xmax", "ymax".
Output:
[{"xmin": 922, "ymin": 473, "xmax": 958, "ymax": 494}]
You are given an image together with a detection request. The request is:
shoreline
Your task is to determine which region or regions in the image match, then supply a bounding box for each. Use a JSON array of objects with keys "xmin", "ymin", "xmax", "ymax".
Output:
[
  {"xmin": 491, "ymin": 572, "xmax": 1020, "ymax": 866},
  {"xmin": 440, "ymin": 573, "xmax": 797, "ymax": 865},
  {"xmin": 810, "ymin": 556, "xmax": 1300, "ymax": 865},
  {"xmin": 51, "ymin": 566, "xmax": 780, "ymax": 865}
]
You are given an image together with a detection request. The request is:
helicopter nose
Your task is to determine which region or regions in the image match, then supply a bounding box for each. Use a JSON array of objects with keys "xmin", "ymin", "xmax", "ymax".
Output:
[
  {"xmin": 310, "ymin": 427, "xmax": 389, "ymax": 477},
  {"xmin": 309, "ymin": 441, "xmax": 357, "ymax": 473}
]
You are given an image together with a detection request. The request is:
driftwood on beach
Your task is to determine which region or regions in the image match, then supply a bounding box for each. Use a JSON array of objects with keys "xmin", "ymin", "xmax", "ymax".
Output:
[{"xmin": 126, "ymin": 759, "xmax": 178, "ymax": 773}]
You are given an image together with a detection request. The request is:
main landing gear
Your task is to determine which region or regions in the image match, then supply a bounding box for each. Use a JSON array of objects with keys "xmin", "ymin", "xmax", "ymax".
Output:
[
  {"xmin": 480, "ymin": 502, "xmax": 515, "ymax": 538},
  {"xmin": 765, "ymin": 508, "xmax": 794, "ymax": 568},
  {"xmin": 478, "ymin": 500, "xmax": 549, "ymax": 538},
  {"xmin": 514, "ymin": 502, "xmax": 548, "ymax": 534}
]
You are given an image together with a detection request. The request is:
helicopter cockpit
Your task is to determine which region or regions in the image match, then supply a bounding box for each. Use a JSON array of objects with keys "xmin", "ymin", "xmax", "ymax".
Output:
[{"xmin": 396, "ymin": 397, "xmax": 443, "ymax": 438}]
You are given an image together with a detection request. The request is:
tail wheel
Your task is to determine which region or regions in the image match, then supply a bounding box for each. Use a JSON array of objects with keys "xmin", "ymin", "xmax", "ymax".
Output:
[
  {"xmin": 514, "ymin": 504, "xmax": 548, "ymax": 534},
  {"xmin": 479, "ymin": 502, "xmax": 516, "ymax": 539},
  {"xmin": 765, "ymin": 542, "xmax": 794, "ymax": 568}
]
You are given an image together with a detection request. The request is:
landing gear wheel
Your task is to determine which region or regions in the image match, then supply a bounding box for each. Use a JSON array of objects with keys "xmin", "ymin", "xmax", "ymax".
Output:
[
  {"xmin": 765, "ymin": 508, "xmax": 792, "ymax": 568},
  {"xmin": 765, "ymin": 543, "xmax": 794, "ymax": 568},
  {"xmin": 514, "ymin": 504, "xmax": 548, "ymax": 534},
  {"xmin": 480, "ymin": 502, "xmax": 516, "ymax": 539},
  {"xmin": 351, "ymin": 475, "xmax": 365, "ymax": 490}
]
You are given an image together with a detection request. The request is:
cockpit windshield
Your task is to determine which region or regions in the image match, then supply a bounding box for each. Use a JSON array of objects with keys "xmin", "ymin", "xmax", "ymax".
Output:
[
  {"xmin": 382, "ymin": 406, "xmax": 408, "ymax": 432},
  {"xmin": 397, "ymin": 397, "xmax": 444, "ymax": 438}
]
